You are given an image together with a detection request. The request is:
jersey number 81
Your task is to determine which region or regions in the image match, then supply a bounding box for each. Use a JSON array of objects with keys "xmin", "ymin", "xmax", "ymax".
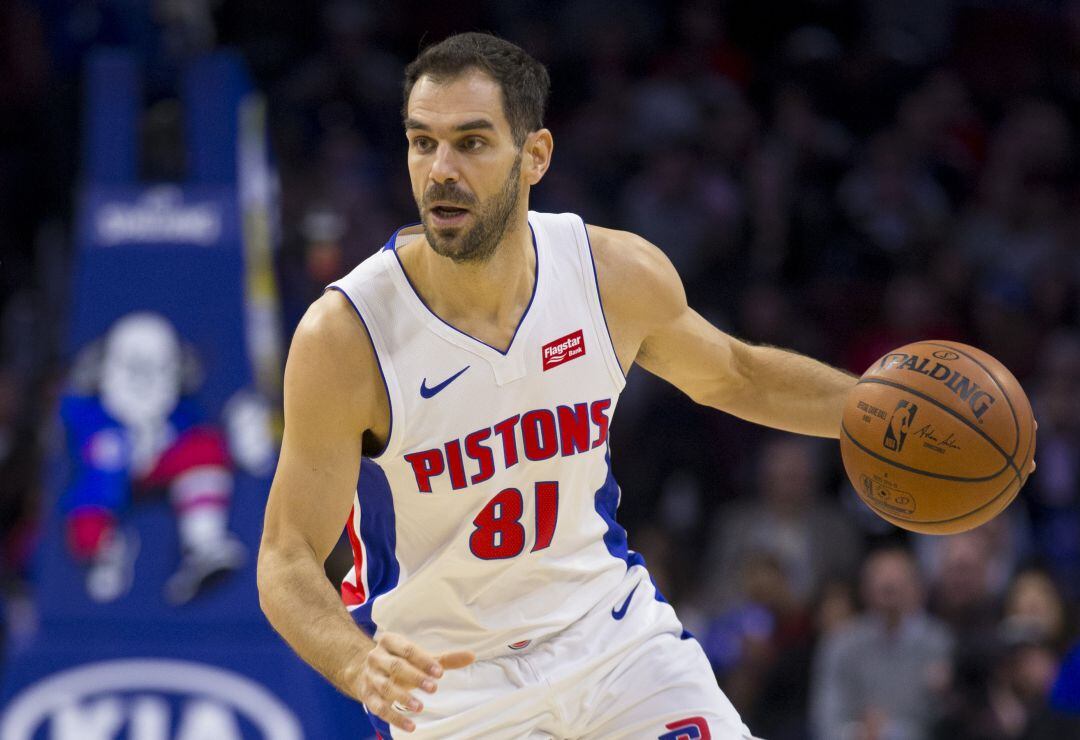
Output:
[{"xmin": 469, "ymin": 482, "xmax": 558, "ymax": 559}]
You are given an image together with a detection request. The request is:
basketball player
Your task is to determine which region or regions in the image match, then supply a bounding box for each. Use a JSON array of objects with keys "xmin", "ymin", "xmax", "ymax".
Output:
[{"xmin": 258, "ymin": 33, "xmax": 857, "ymax": 739}]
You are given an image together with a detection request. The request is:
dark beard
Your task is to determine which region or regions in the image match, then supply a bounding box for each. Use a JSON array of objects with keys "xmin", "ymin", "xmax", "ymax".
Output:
[{"xmin": 419, "ymin": 153, "xmax": 522, "ymax": 264}]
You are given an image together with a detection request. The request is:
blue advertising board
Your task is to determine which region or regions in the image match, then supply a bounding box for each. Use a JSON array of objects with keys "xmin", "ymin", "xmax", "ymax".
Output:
[{"xmin": 0, "ymin": 49, "xmax": 374, "ymax": 739}]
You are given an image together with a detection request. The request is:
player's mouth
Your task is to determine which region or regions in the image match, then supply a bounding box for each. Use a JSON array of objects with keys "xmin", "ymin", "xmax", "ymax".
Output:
[{"xmin": 428, "ymin": 203, "xmax": 471, "ymax": 226}]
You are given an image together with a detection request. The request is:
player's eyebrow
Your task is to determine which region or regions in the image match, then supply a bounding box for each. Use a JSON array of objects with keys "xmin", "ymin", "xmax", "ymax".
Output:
[{"xmin": 404, "ymin": 118, "xmax": 496, "ymax": 133}]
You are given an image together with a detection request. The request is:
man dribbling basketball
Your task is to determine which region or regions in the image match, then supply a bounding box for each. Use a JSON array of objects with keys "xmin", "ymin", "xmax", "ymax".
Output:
[{"xmin": 258, "ymin": 32, "xmax": 859, "ymax": 739}]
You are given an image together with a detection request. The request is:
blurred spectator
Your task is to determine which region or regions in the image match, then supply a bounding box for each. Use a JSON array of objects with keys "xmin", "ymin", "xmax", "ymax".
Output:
[
  {"xmin": 935, "ymin": 623, "xmax": 1072, "ymax": 740},
  {"xmin": 915, "ymin": 511, "xmax": 1031, "ymax": 618},
  {"xmin": 1026, "ymin": 331, "xmax": 1080, "ymax": 599},
  {"xmin": 968, "ymin": 275, "xmax": 1042, "ymax": 382},
  {"xmin": 811, "ymin": 546, "xmax": 953, "ymax": 740},
  {"xmin": 926, "ymin": 529, "xmax": 1003, "ymax": 648},
  {"xmin": 619, "ymin": 145, "xmax": 723, "ymax": 279},
  {"xmin": 816, "ymin": 578, "xmax": 859, "ymax": 638},
  {"xmin": 843, "ymin": 273, "xmax": 963, "ymax": 375},
  {"xmin": 747, "ymin": 83, "xmax": 852, "ymax": 279},
  {"xmin": 697, "ymin": 435, "xmax": 860, "ymax": 613},
  {"xmin": 702, "ymin": 551, "xmax": 830, "ymax": 740},
  {"xmin": 960, "ymin": 105, "xmax": 1070, "ymax": 250},
  {"xmin": 893, "ymin": 70, "xmax": 984, "ymax": 198},
  {"xmin": 154, "ymin": 0, "xmax": 218, "ymax": 60},
  {"xmin": 736, "ymin": 281, "xmax": 824, "ymax": 358},
  {"xmin": 279, "ymin": 205, "xmax": 348, "ymax": 327},
  {"xmin": 836, "ymin": 130, "xmax": 951, "ymax": 268},
  {"xmin": 862, "ymin": 0, "xmax": 956, "ymax": 64},
  {"xmin": 1003, "ymin": 568, "xmax": 1074, "ymax": 653}
]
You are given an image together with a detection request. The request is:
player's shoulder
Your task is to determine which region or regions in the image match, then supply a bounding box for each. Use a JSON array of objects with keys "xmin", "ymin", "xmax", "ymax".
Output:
[
  {"xmin": 585, "ymin": 225, "xmax": 667, "ymax": 275},
  {"xmin": 296, "ymin": 290, "xmax": 365, "ymax": 349},
  {"xmin": 288, "ymin": 290, "xmax": 380, "ymax": 393},
  {"xmin": 584, "ymin": 224, "xmax": 686, "ymax": 322}
]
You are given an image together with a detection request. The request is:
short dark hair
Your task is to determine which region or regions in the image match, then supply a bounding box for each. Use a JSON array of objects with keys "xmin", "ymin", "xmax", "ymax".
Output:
[{"xmin": 403, "ymin": 32, "xmax": 550, "ymax": 146}]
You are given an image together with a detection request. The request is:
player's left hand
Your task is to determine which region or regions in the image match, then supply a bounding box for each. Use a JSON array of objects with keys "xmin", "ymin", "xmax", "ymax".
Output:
[{"xmin": 355, "ymin": 631, "xmax": 475, "ymax": 733}]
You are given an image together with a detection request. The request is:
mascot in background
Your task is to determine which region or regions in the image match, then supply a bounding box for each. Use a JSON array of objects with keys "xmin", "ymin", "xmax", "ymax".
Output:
[{"xmin": 61, "ymin": 312, "xmax": 254, "ymax": 604}]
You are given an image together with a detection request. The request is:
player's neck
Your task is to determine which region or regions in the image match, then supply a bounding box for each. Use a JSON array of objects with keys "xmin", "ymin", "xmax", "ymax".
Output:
[{"xmin": 410, "ymin": 216, "xmax": 536, "ymax": 350}]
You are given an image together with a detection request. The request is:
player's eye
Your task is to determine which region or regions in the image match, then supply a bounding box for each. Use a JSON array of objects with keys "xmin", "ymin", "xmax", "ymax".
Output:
[
  {"xmin": 461, "ymin": 137, "xmax": 485, "ymax": 151},
  {"xmin": 412, "ymin": 137, "xmax": 435, "ymax": 153}
]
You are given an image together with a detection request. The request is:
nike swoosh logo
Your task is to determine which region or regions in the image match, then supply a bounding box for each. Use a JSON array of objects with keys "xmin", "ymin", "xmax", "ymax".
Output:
[
  {"xmin": 420, "ymin": 366, "xmax": 470, "ymax": 399},
  {"xmin": 611, "ymin": 583, "xmax": 639, "ymax": 621}
]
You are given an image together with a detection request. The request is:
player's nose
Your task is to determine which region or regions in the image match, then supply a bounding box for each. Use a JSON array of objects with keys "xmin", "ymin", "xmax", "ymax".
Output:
[{"xmin": 428, "ymin": 142, "xmax": 459, "ymax": 184}]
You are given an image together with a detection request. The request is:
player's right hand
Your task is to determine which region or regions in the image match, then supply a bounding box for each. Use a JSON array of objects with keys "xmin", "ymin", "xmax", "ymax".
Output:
[{"xmin": 351, "ymin": 631, "xmax": 475, "ymax": 733}]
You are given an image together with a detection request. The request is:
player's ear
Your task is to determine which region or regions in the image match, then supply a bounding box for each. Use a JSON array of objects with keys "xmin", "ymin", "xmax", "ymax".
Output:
[{"xmin": 522, "ymin": 128, "xmax": 553, "ymax": 186}]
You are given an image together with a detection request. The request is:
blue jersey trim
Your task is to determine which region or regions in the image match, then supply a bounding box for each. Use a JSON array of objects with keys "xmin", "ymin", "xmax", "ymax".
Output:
[
  {"xmin": 350, "ymin": 460, "xmax": 400, "ymax": 638},
  {"xmin": 579, "ymin": 216, "xmax": 626, "ymax": 381},
  {"xmin": 367, "ymin": 710, "xmax": 393, "ymax": 738},
  {"xmin": 594, "ymin": 448, "xmax": 673, "ymax": 605},
  {"xmin": 387, "ymin": 221, "xmax": 541, "ymax": 357},
  {"xmin": 593, "ymin": 449, "xmax": 633, "ymax": 563},
  {"xmin": 382, "ymin": 221, "xmax": 422, "ymax": 251},
  {"xmin": 325, "ymin": 286, "xmax": 393, "ymax": 459}
]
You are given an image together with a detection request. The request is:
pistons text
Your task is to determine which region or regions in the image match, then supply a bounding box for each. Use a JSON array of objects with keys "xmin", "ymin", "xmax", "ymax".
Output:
[{"xmin": 403, "ymin": 399, "xmax": 612, "ymax": 493}]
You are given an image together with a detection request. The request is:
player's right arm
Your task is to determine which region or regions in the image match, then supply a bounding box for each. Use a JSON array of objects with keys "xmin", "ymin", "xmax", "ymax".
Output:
[{"xmin": 257, "ymin": 291, "xmax": 472, "ymax": 733}]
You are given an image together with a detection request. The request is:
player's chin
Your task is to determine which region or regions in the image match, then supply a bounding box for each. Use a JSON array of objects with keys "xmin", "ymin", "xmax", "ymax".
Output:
[{"xmin": 427, "ymin": 234, "xmax": 469, "ymax": 261}]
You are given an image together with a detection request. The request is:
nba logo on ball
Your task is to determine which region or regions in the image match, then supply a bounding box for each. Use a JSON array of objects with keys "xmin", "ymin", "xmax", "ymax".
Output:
[{"xmin": 883, "ymin": 400, "xmax": 919, "ymax": 452}]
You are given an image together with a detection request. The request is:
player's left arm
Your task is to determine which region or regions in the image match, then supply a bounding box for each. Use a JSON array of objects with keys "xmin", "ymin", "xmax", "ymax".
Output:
[{"xmin": 590, "ymin": 226, "xmax": 857, "ymax": 439}]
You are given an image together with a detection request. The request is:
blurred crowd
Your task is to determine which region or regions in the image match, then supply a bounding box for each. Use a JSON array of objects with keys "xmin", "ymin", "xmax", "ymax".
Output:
[{"xmin": 3, "ymin": 0, "xmax": 1080, "ymax": 737}]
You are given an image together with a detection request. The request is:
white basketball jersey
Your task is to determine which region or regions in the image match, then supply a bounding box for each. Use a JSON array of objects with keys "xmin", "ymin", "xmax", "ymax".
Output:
[{"xmin": 328, "ymin": 211, "xmax": 635, "ymax": 659}]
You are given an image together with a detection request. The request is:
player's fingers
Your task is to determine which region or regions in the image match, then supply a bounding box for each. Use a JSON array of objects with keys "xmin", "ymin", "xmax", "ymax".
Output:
[
  {"xmin": 382, "ymin": 633, "xmax": 443, "ymax": 677},
  {"xmin": 366, "ymin": 695, "xmax": 417, "ymax": 734},
  {"xmin": 373, "ymin": 673, "xmax": 394, "ymax": 700},
  {"xmin": 372, "ymin": 674, "xmax": 425, "ymax": 712},
  {"xmin": 437, "ymin": 650, "xmax": 476, "ymax": 670},
  {"xmin": 371, "ymin": 652, "xmax": 438, "ymax": 693}
]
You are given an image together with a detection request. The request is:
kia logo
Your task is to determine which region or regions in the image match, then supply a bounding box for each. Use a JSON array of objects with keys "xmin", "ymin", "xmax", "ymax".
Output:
[{"xmin": 1, "ymin": 659, "xmax": 302, "ymax": 740}]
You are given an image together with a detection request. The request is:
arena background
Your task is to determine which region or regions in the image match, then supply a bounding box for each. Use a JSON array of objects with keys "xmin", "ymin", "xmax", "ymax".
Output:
[{"xmin": 2, "ymin": 1, "xmax": 1080, "ymax": 738}]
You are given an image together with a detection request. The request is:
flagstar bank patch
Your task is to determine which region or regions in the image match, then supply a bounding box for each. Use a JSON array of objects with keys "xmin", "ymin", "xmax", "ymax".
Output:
[{"xmin": 542, "ymin": 330, "xmax": 585, "ymax": 371}]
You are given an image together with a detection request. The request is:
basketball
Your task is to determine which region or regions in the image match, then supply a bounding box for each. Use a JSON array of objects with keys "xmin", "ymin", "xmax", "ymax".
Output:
[{"xmin": 840, "ymin": 340, "xmax": 1036, "ymax": 535}]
